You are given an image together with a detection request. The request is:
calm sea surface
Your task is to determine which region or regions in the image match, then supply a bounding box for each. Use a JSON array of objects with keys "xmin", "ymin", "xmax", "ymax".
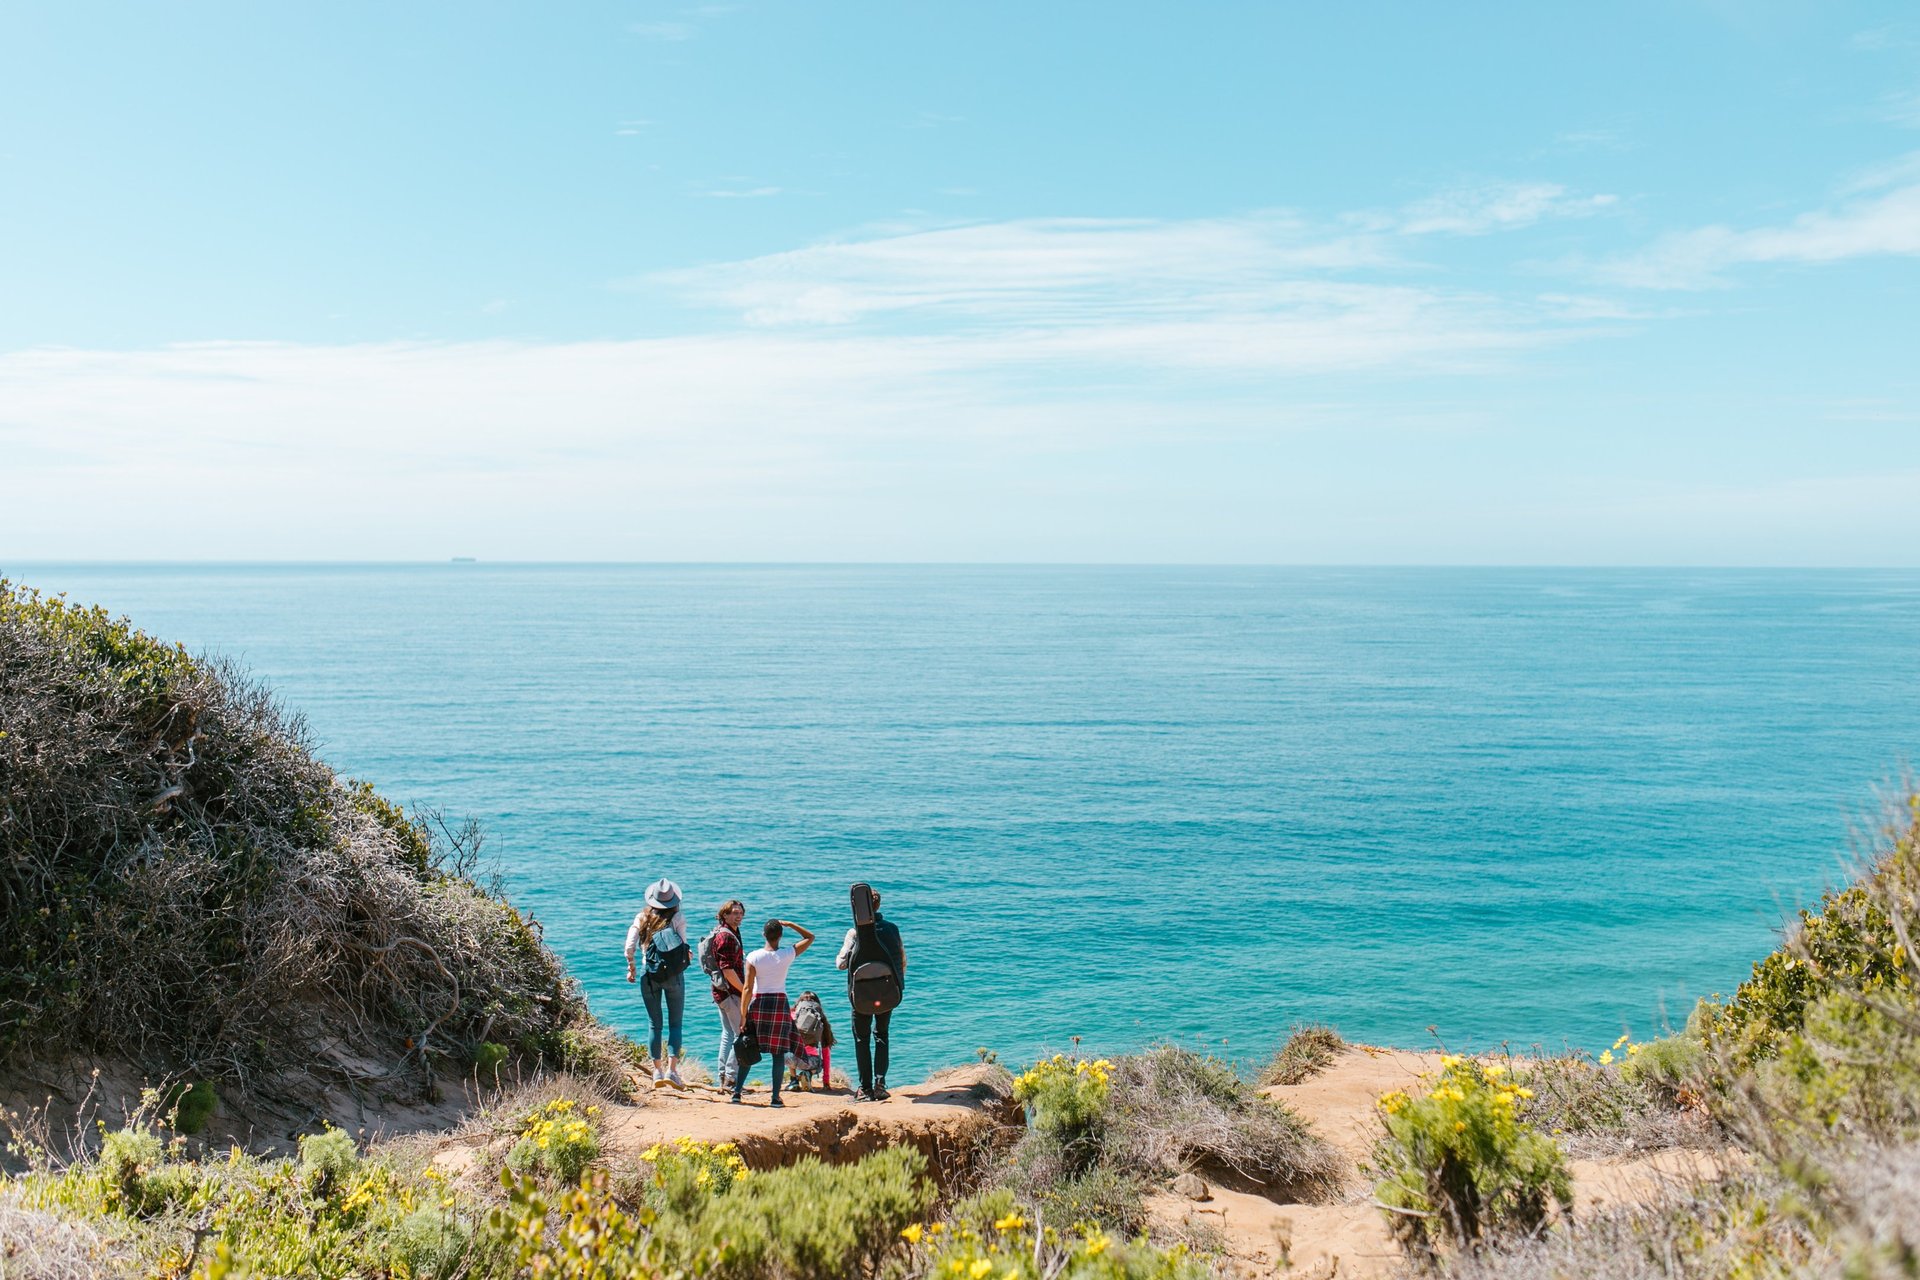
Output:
[{"xmin": 10, "ymin": 564, "xmax": 1919, "ymax": 1077}]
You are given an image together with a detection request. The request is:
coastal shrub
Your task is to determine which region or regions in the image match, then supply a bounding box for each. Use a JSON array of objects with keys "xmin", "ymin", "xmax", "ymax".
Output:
[
  {"xmin": 1704, "ymin": 795, "xmax": 1920, "ymax": 1072},
  {"xmin": 1261, "ymin": 1024, "xmax": 1346, "ymax": 1087},
  {"xmin": 1109, "ymin": 1045, "xmax": 1343, "ymax": 1197},
  {"xmin": 1374, "ymin": 1055, "xmax": 1572, "ymax": 1264},
  {"xmin": 486, "ymin": 1170, "xmax": 677, "ymax": 1280},
  {"xmin": 297, "ymin": 1128, "xmax": 359, "ymax": 1195},
  {"xmin": 1617, "ymin": 1022, "xmax": 1709, "ymax": 1107},
  {"xmin": 388, "ymin": 1205, "xmax": 473, "ymax": 1279},
  {"xmin": 473, "ymin": 1040, "xmax": 510, "ymax": 1083},
  {"xmin": 504, "ymin": 1098, "xmax": 602, "ymax": 1185},
  {"xmin": 636, "ymin": 1136, "xmax": 751, "ymax": 1214},
  {"xmin": 1015, "ymin": 1054, "xmax": 1114, "ymax": 1145},
  {"xmin": 1439, "ymin": 1173, "xmax": 1831, "ymax": 1280},
  {"xmin": 1702, "ymin": 796, "xmax": 1920, "ymax": 1148},
  {"xmin": 97, "ymin": 1125, "xmax": 167, "ymax": 1213},
  {"xmin": 1510, "ymin": 1042, "xmax": 1705, "ymax": 1158},
  {"xmin": 903, "ymin": 1189, "xmax": 1211, "ymax": 1280},
  {"xmin": 992, "ymin": 1047, "xmax": 1341, "ymax": 1236},
  {"xmin": 0, "ymin": 579, "xmax": 592, "ymax": 1094},
  {"xmin": 162, "ymin": 1080, "xmax": 219, "ymax": 1136},
  {"xmin": 666, "ymin": 1146, "xmax": 935, "ymax": 1280}
]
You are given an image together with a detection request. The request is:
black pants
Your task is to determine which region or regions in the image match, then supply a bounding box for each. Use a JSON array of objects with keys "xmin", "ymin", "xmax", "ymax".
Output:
[{"xmin": 852, "ymin": 1010, "xmax": 891, "ymax": 1090}]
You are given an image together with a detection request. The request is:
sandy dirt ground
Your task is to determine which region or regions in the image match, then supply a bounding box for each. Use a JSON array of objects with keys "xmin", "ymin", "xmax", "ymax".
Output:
[
  {"xmin": 1145, "ymin": 1046, "xmax": 1731, "ymax": 1279},
  {"xmin": 427, "ymin": 1064, "xmax": 1014, "ymax": 1188}
]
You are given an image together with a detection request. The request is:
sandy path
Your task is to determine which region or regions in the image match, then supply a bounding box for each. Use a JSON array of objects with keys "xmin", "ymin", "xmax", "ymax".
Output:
[
  {"xmin": 1148, "ymin": 1047, "xmax": 1730, "ymax": 1279},
  {"xmin": 429, "ymin": 1066, "xmax": 1013, "ymax": 1188}
]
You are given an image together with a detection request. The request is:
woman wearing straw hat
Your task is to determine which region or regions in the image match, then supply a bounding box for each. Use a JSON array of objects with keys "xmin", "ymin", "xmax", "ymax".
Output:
[{"xmin": 625, "ymin": 878, "xmax": 691, "ymax": 1088}]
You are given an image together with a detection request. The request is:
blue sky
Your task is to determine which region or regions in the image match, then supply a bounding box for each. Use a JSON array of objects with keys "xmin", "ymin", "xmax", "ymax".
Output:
[{"xmin": 2, "ymin": 2, "xmax": 1917, "ymax": 562}]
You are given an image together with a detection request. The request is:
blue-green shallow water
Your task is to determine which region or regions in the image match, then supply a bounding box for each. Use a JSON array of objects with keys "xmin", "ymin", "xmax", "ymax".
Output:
[{"xmin": 9, "ymin": 565, "xmax": 1918, "ymax": 1078}]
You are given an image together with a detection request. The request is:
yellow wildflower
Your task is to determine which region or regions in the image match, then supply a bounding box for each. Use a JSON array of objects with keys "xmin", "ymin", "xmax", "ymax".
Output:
[
  {"xmin": 900, "ymin": 1224, "xmax": 924, "ymax": 1244},
  {"xmin": 1084, "ymin": 1229, "xmax": 1111, "ymax": 1257},
  {"xmin": 993, "ymin": 1212, "xmax": 1027, "ymax": 1231},
  {"xmin": 1599, "ymin": 1050, "xmax": 1614, "ymax": 1065},
  {"xmin": 970, "ymin": 1261, "xmax": 995, "ymax": 1280},
  {"xmin": 1612, "ymin": 1033, "xmax": 1631, "ymax": 1050},
  {"xmin": 1515, "ymin": 1086, "xmax": 1534, "ymax": 1099}
]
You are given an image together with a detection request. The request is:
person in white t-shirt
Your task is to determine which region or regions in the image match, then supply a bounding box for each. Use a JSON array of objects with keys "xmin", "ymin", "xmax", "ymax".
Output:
[{"xmin": 731, "ymin": 917, "xmax": 815, "ymax": 1107}]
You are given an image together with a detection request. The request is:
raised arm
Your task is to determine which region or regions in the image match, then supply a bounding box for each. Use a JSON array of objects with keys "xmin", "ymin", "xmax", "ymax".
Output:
[{"xmin": 782, "ymin": 919, "xmax": 816, "ymax": 956}]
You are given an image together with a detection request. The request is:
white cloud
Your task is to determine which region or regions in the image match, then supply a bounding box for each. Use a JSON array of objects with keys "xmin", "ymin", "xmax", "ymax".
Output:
[
  {"xmin": 696, "ymin": 184, "xmax": 783, "ymax": 199},
  {"xmin": 1879, "ymin": 89, "xmax": 1920, "ymax": 128},
  {"xmin": 629, "ymin": 21, "xmax": 694, "ymax": 40},
  {"xmin": 1598, "ymin": 179, "xmax": 1920, "ymax": 288},
  {"xmin": 0, "ymin": 198, "xmax": 1641, "ymax": 559},
  {"xmin": 1397, "ymin": 182, "xmax": 1618, "ymax": 236},
  {"xmin": 650, "ymin": 215, "xmax": 1400, "ymax": 328}
]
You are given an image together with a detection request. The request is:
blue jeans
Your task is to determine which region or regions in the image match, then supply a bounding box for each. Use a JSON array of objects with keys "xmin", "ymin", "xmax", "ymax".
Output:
[
  {"xmin": 717, "ymin": 999, "xmax": 742, "ymax": 1085},
  {"xmin": 641, "ymin": 972, "xmax": 685, "ymax": 1058},
  {"xmin": 731, "ymin": 1050, "xmax": 786, "ymax": 1103}
]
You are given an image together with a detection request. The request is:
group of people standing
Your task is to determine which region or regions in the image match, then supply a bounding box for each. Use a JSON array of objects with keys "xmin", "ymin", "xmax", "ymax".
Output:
[{"xmin": 624, "ymin": 880, "xmax": 906, "ymax": 1107}]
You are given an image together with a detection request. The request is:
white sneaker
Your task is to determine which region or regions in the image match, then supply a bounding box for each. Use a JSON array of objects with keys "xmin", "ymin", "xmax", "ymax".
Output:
[
  {"xmin": 667, "ymin": 1066, "xmax": 686, "ymax": 1088},
  {"xmin": 651, "ymin": 1065, "xmax": 666, "ymax": 1088}
]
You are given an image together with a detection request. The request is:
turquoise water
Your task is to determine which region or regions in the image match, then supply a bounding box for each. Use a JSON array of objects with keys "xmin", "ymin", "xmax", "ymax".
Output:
[{"xmin": 10, "ymin": 564, "xmax": 1919, "ymax": 1077}]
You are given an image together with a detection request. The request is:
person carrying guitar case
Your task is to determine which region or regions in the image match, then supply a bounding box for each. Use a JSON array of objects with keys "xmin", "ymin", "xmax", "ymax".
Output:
[{"xmin": 835, "ymin": 882, "xmax": 906, "ymax": 1101}]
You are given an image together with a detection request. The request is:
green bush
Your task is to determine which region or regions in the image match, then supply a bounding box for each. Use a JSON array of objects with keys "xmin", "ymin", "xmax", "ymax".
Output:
[
  {"xmin": 637, "ymin": 1137, "xmax": 752, "ymax": 1215},
  {"xmin": 669, "ymin": 1146, "xmax": 934, "ymax": 1280},
  {"xmin": 474, "ymin": 1040, "xmax": 510, "ymax": 1081},
  {"xmin": 1014, "ymin": 1055, "xmax": 1114, "ymax": 1143},
  {"xmin": 164, "ymin": 1079, "xmax": 220, "ymax": 1135},
  {"xmin": 388, "ymin": 1205, "xmax": 474, "ymax": 1280},
  {"xmin": 1617, "ymin": 1026, "xmax": 1707, "ymax": 1105},
  {"xmin": 905, "ymin": 1187, "xmax": 1210, "ymax": 1280},
  {"xmin": 298, "ymin": 1128, "xmax": 359, "ymax": 1194},
  {"xmin": 0, "ymin": 578, "xmax": 595, "ymax": 1089},
  {"xmin": 503, "ymin": 1097, "xmax": 603, "ymax": 1185},
  {"xmin": 1705, "ymin": 800, "xmax": 1919, "ymax": 1071},
  {"xmin": 1374, "ymin": 1056, "xmax": 1572, "ymax": 1263},
  {"xmin": 98, "ymin": 1124, "xmax": 169, "ymax": 1214},
  {"xmin": 485, "ymin": 1170, "xmax": 679, "ymax": 1279},
  {"xmin": 1261, "ymin": 1024, "xmax": 1346, "ymax": 1086}
]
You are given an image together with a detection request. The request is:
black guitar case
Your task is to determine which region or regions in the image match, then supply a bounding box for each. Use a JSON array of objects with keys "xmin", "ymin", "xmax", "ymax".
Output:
[{"xmin": 847, "ymin": 881, "xmax": 902, "ymax": 1014}]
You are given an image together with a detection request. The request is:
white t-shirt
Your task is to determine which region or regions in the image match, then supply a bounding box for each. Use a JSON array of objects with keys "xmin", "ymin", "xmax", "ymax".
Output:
[{"xmin": 746, "ymin": 945, "xmax": 797, "ymax": 996}]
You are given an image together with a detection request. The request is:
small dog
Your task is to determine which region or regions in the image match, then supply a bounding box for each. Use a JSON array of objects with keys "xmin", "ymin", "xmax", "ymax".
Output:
[{"xmin": 785, "ymin": 990, "xmax": 836, "ymax": 1091}]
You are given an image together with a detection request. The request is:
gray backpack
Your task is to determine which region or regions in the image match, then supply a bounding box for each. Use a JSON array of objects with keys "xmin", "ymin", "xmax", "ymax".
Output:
[{"xmin": 790, "ymin": 992, "xmax": 828, "ymax": 1046}]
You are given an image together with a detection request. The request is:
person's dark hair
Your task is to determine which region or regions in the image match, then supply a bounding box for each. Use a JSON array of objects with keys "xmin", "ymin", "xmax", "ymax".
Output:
[
  {"xmin": 717, "ymin": 898, "xmax": 744, "ymax": 925},
  {"xmin": 763, "ymin": 919, "xmax": 783, "ymax": 946}
]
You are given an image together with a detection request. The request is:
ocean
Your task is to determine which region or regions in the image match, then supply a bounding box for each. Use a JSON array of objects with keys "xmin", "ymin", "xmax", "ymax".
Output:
[{"xmin": 10, "ymin": 563, "xmax": 1918, "ymax": 1078}]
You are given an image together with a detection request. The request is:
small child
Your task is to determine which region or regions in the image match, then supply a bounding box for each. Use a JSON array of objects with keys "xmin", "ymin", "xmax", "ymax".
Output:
[{"xmin": 786, "ymin": 990, "xmax": 836, "ymax": 1091}]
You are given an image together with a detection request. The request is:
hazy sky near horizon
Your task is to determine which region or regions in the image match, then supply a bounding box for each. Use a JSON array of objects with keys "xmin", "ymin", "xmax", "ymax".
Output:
[{"xmin": 2, "ymin": 3, "xmax": 1918, "ymax": 563}]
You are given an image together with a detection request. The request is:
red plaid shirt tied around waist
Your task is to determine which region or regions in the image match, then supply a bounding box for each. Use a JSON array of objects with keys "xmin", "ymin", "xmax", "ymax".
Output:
[{"xmin": 745, "ymin": 993, "xmax": 797, "ymax": 1056}]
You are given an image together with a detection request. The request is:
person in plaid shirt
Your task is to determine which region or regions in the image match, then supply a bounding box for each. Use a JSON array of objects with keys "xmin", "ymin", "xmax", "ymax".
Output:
[
  {"xmin": 704, "ymin": 899, "xmax": 748, "ymax": 1091},
  {"xmin": 731, "ymin": 917, "xmax": 815, "ymax": 1107}
]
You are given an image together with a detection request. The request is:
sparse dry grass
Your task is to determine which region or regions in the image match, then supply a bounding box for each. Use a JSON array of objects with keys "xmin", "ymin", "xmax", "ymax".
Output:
[
  {"xmin": 1260, "ymin": 1025, "xmax": 1347, "ymax": 1087},
  {"xmin": 1110, "ymin": 1045, "xmax": 1345, "ymax": 1200}
]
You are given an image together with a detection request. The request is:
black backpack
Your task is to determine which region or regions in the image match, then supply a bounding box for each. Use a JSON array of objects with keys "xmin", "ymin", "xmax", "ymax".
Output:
[{"xmin": 848, "ymin": 882, "xmax": 902, "ymax": 1015}]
